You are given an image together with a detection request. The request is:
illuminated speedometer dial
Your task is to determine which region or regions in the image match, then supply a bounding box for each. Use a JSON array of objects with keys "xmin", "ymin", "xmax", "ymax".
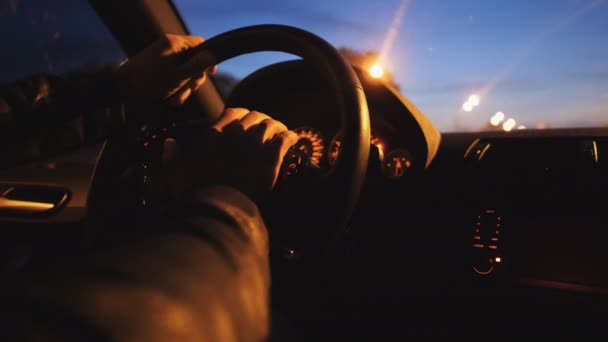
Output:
[
  {"xmin": 327, "ymin": 132, "xmax": 385, "ymax": 166},
  {"xmin": 293, "ymin": 127, "xmax": 324, "ymax": 166}
]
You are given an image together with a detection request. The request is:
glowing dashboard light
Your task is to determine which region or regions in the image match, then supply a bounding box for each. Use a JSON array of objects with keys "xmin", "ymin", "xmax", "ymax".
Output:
[
  {"xmin": 369, "ymin": 64, "xmax": 384, "ymax": 78},
  {"xmin": 462, "ymin": 101, "xmax": 473, "ymax": 112},
  {"xmin": 495, "ymin": 257, "xmax": 502, "ymax": 263},
  {"xmin": 473, "ymin": 266, "xmax": 494, "ymax": 275},
  {"xmin": 468, "ymin": 94, "xmax": 480, "ymax": 106},
  {"xmin": 503, "ymin": 118, "xmax": 516, "ymax": 132}
]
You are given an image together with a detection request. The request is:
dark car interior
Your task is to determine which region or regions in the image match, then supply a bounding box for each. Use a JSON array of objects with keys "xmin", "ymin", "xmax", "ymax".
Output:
[{"xmin": 1, "ymin": 0, "xmax": 607, "ymax": 339}]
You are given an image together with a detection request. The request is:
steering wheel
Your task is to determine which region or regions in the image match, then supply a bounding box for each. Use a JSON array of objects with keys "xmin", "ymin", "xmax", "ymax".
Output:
[{"xmin": 87, "ymin": 25, "xmax": 370, "ymax": 254}]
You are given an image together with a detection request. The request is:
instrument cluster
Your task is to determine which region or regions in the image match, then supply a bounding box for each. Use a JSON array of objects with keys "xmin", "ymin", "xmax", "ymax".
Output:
[{"xmin": 292, "ymin": 126, "xmax": 413, "ymax": 180}]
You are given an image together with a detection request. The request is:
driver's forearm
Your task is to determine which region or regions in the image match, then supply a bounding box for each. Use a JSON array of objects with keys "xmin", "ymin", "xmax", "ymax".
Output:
[{"xmin": 4, "ymin": 186, "xmax": 270, "ymax": 342}]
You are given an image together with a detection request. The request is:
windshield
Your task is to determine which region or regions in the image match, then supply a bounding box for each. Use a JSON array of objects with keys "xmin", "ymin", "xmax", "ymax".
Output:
[{"xmin": 175, "ymin": 0, "xmax": 608, "ymax": 132}]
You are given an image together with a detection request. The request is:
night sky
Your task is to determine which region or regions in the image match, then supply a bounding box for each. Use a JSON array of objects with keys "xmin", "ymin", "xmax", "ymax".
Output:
[{"xmin": 1, "ymin": 0, "xmax": 606, "ymax": 131}]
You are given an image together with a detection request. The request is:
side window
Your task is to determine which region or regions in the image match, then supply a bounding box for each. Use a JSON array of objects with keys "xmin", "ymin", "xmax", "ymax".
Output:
[
  {"xmin": 0, "ymin": 0, "xmax": 126, "ymax": 83},
  {"xmin": 0, "ymin": 0, "xmax": 126, "ymax": 167}
]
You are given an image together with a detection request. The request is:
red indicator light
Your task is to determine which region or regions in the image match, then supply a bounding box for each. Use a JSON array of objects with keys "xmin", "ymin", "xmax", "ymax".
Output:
[
  {"xmin": 491, "ymin": 237, "xmax": 498, "ymax": 241},
  {"xmin": 474, "ymin": 236, "xmax": 481, "ymax": 240},
  {"xmin": 473, "ymin": 266, "xmax": 494, "ymax": 275},
  {"xmin": 485, "ymin": 209, "xmax": 495, "ymax": 214},
  {"xmin": 488, "ymin": 245, "xmax": 497, "ymax": 250},
  {"xmin": 473, "ymin": 243, "xmax": 484, "ymax": 248}
]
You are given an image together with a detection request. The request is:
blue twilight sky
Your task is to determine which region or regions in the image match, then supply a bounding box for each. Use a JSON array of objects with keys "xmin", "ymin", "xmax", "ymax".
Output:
[{"xmin": 175, "ymin": 0, "xmax": 608, "ymax": 131}]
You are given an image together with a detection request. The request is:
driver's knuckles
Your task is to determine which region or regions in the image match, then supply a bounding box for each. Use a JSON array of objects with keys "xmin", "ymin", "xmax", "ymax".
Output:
[
  {"xmin": 212, "ymin": 107, "xmax": 249, "ymax": 131},
  {"xmin": 258, "ymin": 118, "xmax": 288, "ymax": 143},
  {"xmin": 240, "ymin": 110, "xmax": 270, "ymax": 130}
]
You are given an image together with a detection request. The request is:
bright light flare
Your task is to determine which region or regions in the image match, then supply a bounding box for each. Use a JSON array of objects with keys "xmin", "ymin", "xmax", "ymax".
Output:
[
  {"xmin": 517, "ymin": 125, "xmax": 526, "ymax": 130},
  {"xmin": 369, "ymin": 64, "xmax": 384, "ymax": 78},
  {"xmin": 490, "ymin": 112, "xmax": 505, "ymax": 126},
  {"xmin": 468, "ymin": 94, "xmax": 480, "ymax": 106},
  {"xmin": 462, "ymin": 101, "xmax": 474, "ymax": 112},
  {"xmin": 462, "ymin": 94, "xmax": 480, "ymax": 112},
  {"xmin": 503, "ymin": 118, "xmax": 516, "ymax": 132}
]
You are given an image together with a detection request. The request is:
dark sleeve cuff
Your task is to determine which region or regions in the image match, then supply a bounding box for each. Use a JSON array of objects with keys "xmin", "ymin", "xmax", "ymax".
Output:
[{"xmin": 168, "ymin": 185, "xmax": 266, "ymax": 242}]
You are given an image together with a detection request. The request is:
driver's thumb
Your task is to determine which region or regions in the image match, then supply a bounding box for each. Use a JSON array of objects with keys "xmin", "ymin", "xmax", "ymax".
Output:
[{"xmin": 177, "ymin": 50, "xmax": 216, "ymax": 79}]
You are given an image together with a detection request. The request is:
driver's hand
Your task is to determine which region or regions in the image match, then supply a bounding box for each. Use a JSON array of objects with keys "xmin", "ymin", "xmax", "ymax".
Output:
[
  {"xmin": 162, "ymin": 108, "xmax": 299, "ymax": 205},
  {"xmin": 116, "ymin": 34, "xmax": 216, "ymax": 105}
]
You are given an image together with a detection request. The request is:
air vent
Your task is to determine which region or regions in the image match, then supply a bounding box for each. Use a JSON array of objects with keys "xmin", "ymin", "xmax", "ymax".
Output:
[{"xmin": 464, "ymin": 139, "xmax": 491, "ymax": 164}]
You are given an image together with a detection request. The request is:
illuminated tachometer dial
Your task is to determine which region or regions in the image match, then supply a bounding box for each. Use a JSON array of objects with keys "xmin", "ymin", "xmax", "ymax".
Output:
[
  {"xmin": 327, "ymin": 135, "xmax": 341, "ymax": 166},
  {"xmin": 382, "ymin": 149, "xmax": 412, "ymax": 179},
  {"xmin": 293, "ymin": 127, "xmax": 324, "ymax": 166},
  {"xmin": 327, "ymin": 133, "xmax": 385, "ymax": 166}
]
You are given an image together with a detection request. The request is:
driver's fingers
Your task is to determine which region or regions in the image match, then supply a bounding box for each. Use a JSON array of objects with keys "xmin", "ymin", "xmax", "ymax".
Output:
[
  {"xmin": 167, "ymin": 71, "xmax": 209, "ymax": 106},
  {"xmin": 270, "ymin": 130, "xmax": 299, "ymax": 159},
  {"xmin": 268, "ymin": 130, "xmax": 299, "ymax": 187},
  {"xmin": 177, "ymin": 50, "xmax": 216, "ymax": 80},
  {"xmin": 240, "ymin": 111, "xmax": 271, "ymax": 131},
  {"xmin": 250, "ymin": 118, "xmax": 289, "ymax": 143},
  {"xmin": 168, "ymin": 86, "xmax": 192, "ymax": 106},
  {"xmin": 212, "ymin": 107, "xmax": 250, "ymax": 131},
  {"xmin": 180, "ymin": 35, "xmax": 205, "ymax": 48}
]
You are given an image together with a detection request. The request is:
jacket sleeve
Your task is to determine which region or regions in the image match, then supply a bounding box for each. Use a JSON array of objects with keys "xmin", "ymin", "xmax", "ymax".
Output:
[{"xmin": 3, "ymin": 186, "xmax": 271, "ymax": 342}]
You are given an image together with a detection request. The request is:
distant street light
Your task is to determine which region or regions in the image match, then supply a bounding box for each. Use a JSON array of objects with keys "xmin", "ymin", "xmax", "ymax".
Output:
[
  {"xmin": 490, "ymin": 111, "xmax": 505, "ymax": 126},
  {"xmin": 503, "ymin": 118, "xmax": 516, "ymax": 131},
  {"xmin": 462, "ymin": 94, "xmax": 480, "ymax": 112},
  {"xmin": 468, "ymin": 94, "xmax": 480, "ymax": 106},
  {"xmin": 369, "ymin": 64, "xmax": 384, "ymax": 78}
]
